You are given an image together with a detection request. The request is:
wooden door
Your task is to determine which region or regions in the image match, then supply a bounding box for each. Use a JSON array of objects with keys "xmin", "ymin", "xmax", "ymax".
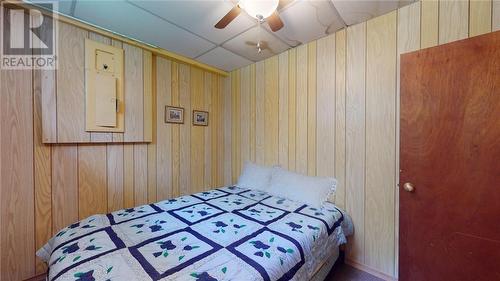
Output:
[{"xmin": 399, "ymin": 31, "xmax": 500, "ymax": 280}]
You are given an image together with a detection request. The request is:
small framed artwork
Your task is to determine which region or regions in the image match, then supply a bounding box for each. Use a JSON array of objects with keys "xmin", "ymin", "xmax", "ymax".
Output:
[
  {"xmin": 165, "ymin": 106, "xmax": 184, "ymax": 124},
  {"xmin": 193, "ymin": 110, "xmax": 209, "ymax": 126}
]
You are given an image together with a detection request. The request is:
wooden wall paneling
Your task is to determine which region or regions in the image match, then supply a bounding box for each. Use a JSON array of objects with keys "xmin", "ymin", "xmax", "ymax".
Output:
[
  {"xmin": 1, "ymin": 68, "xmax": 35, "ymax": 280},
  {"xmin": 147, "ymin": 54, "xmax": 157, "ymax": 203},
  {"xmin": 470, "ymin": 0, "xmax": 492, "ymax": 36},
  {"xmin": 316, "ymin": 34, "xmax": 336, "ymax": 178},
  {"xmin": 494, "ymin": 0, "xmax": 500, "ymax": 31},
  {"xmin": 33, "ymin": 68, "xmax": 52, "ymax": 273},
  {"xmin": 307, "ymin": 42, "xmax": 317, "ymax": 176},
  {"xmin": 439, "ymin": 0, "xmax": 469, "ymax": 44},
  {"xmin": 88, "ymin": 32, "xmax": 113, "ymax": 142},
  {"xmin": 143, "ymin": 51, "xmax": 154, "ymax": 142},
  {"xmin": 106, "ymin": 144, "xmax": 124, "ymax": 212},
  {"xmin": 31, "ymin": 18, "xmax": 53, "ymax": 272},
  {"xmin": 249, "ymin": 64, "xmax": 256, "ymax": 163},
  {"xmin": 288, "ymin": 49, "xmax": 297, "ymax": 172},
  {"xmin": 345, "ymin": 22, "xmax": 367, "ymax": 263},
  {"xmin": 421, "ymin": 0, "xmax": 439, "ymax": 48},
  {"xmin": 123, "ymin": 43, "xmax": 144, "ymax": 142},
  {"xmin": 218, "ymin": 76, "xmax": 225, "ymax": 186},
  {"xmin": 231, "ymin": 70, "xmax": 241, "ymax": 181},
  {"xmin": 255, "ymin": 61, "xmax": 265, "ymax": 165},
  {"xmin": 365, "ymin": 11, "xmax": 397, "ymax": 275},
  {"xmin": 0, "ymin": 68, "xmax": 1, "ymax": 276},
  {"xmin": 205, "ymin": 72, "xmax": 221, "ymax": 186},
  {"xmin": 1, "ymin": 67, "xmax": 2, "ymax": 278},
  {"xmin": 217, "ymin": 76, "xmax": 225, "ymax": 186},
  {"xmin": 334, "ymin": 29, "xmax": 347, "ymax": 209},
  {"xmin": 204, "ymin": 72, "xmax": 213, "ymax": 189},
  {"xmin": 278, "ymin": 52, "xmax": 289, "ymax": 169},
  {"xmin": 134, "ymin": 144, "xmax": 148, "ymax": 205},
  {"xmin": 179, "ymin": 64, "xmax": 192, "ymax": 195},
  {"xmin": 220, "ymin": 1, "xmax": 500, "ymax": 278},
  {"xmin": 264, "ymin": 56, "xmax": 279, "ymax": 166},
  {"xmin": 240, "ymin": 66, "xmax": 251, "ymax": 168},
  {"xmin": 111, "ymin": 40, "xmax": 125, "ymax": 142},
  {"xmin": 57, "ymin": 22, "xmax": 89, "ymax": 142},
  {"xmin": 40, "ymin": 68, "xmax": 57, "ymax": 143},
  {"xmin": 171, "ymin": 62, "xmax": 181, "ymax": 196},
  {"xmin": 398, "ymin": 2, "xmax": 422, "ymax": 62},
  {"xmin": 191, "ymin": 67, "xmax": 205, "ymax": 192},
  {"xmin": 156, "ymin": 57, "xmax": 172, "ymax": 200},
  {"xmin": 78, "ymin": 145, "xmax": 107, "ymax": 218},
  {"xmin": 34, "ymin": 14, "xmax": 57, "ymax": 143},
  {"xmin": 2, "ymin": 10, "xmax": 233, "ymax": 279},
  {"xmin": 223, "ymin": 75, "xmax": 232, "ymax": 185},
  {"xmin": 52, "ymin": 146, "xmax": 79, "ymax": 232},
  {"xmin": 295, "ymin": 44, "xmax": 308, "ymax": 175},
  {"xmin": 396, "ymin": 2, "xmax": 421, "ymax": 276},
  {"xmin": 123, "ymin": 144, "xmax": 135, "ymax": 208}
]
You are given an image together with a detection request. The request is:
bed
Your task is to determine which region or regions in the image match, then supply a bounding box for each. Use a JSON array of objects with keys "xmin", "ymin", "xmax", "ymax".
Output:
[{"xmin": 38, "ymin": 186, "xmax": 353, "ymax": 281}]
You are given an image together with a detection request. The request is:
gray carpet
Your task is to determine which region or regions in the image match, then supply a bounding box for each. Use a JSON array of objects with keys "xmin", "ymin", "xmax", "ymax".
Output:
[{"xmin": 325, "ymin": 262, "xmax": 384, "ymax": 281}]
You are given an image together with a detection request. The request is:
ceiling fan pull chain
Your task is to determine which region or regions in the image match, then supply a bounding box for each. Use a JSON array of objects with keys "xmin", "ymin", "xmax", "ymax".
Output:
[{"xmin": 257, "ymin": 17, "xmax": 262, "ymax": 54}]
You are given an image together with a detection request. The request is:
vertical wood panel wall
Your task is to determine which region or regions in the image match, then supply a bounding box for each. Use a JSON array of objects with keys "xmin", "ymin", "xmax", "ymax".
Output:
[
  {"xmin": 1, "ymin": 1, "xmax": 499, "ymax": 280},
  {"xmin": 227, "ymin": 0, "xmax": 499, "ymax": 278},
  {"xmin": 0, "ymin": 23, "xmax": 229, "ymax": 281}
]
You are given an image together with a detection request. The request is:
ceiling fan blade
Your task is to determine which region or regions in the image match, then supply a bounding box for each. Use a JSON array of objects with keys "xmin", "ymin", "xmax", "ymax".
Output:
[
  {"xmin": 214, "ymin": 5, "xmax": 241, "ymax": 29},
  {"xmin": 267, "ymin": 11, "xmax": 284, "ymax": 32}
]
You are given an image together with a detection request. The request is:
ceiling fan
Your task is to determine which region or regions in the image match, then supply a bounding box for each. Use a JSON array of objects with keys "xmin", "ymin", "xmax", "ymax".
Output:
[
  {"xmin": 245, "ymin": 40, "xmax": 274, "ymax": 54},
  {"xmin": 215, "ymin": 0, "xmax": 284, "ymax": 32}
]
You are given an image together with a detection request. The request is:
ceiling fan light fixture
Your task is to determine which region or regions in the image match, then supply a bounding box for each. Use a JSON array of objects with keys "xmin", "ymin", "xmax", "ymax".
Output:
[{"xmin": 239, "ymin": 0, "xmax": 279, "ymax": 19}]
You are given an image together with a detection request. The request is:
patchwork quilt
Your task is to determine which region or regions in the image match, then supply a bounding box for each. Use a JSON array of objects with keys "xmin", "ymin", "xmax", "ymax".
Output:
[{"xmin": 38, "ymin": 186, "xmax": 352, "ymax": 281}]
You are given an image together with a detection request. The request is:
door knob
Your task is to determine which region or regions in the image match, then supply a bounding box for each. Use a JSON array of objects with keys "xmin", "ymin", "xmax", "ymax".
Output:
[{"xmin": 403, "ymin": 182, "xmax": 415, "ymax": 192}]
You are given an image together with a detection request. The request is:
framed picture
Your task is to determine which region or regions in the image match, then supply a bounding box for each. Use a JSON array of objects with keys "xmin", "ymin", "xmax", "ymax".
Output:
[
  {"xmin": 165, "ymin": 106, "xmax": 184, "ymax": 124},
  {"xmin": 192, "ymin": 110, "xmax": 209, "ymax": 126}
]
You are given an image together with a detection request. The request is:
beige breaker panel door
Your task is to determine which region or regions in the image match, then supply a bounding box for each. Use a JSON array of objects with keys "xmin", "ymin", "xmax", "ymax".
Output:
[{"xmin": 85, "ymin": 38, "xmax": 124, "ymax": 132}]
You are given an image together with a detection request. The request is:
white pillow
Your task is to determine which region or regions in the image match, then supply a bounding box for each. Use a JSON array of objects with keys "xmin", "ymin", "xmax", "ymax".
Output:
[
  {"xmin": 237, "ymin": 162, "xmax": 275, "ymax": 191},
  {"xmin": 267, "ymin": 168, "xmax": 336, "ymax": 207}
]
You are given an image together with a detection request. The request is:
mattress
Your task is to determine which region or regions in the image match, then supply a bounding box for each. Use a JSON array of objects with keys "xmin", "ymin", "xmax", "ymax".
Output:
[{"xmin": 38, "ymin": 186, "xmax": 353, "ymax": 281}]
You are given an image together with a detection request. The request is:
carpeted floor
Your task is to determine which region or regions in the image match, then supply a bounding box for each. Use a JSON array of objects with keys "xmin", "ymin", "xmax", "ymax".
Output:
[{"xmin": 325, "ymin": 262, "xmax": 384, "ymax": 281}]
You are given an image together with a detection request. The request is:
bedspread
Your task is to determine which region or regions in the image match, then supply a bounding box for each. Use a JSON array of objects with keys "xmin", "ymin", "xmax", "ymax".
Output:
[{"xmin": 38, "ymin": 186, "xmax": 351, "ymax": 281}]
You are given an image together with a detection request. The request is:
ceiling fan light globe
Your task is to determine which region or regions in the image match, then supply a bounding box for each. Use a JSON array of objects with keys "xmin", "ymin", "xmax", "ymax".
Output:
[{"xmin": 239, "ymin": 0, "xmax": 279, "ymax": 19}]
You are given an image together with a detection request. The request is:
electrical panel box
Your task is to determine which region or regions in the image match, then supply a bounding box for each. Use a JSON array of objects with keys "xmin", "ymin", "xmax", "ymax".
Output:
[{"xmin": 85, "ymin": 38, "xmax": 124, "ymax": 132}]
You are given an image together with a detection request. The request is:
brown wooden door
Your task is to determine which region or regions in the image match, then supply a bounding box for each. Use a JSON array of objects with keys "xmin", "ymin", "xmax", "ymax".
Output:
[{"xmin": 399, "ymin": 31, "xmax": 500, "ymax": 281}]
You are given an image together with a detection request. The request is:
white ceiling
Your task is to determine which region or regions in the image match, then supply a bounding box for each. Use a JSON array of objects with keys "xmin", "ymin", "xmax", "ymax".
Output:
[{"xmin": 31, "ymin": 0, "xmax": 415, "ymax": 71}]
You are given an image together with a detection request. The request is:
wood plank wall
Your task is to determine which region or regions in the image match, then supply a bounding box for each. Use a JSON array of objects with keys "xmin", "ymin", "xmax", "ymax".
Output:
[
  {"xmin": 41, "ymin": 22, "xmax": 153, "ymax": 144},
  {"xmin": 0, "ymin": 22, "xmax": 229, "ymax": 281},
  {"xmin": 227, "ymin": 0, "xmax": 500, "ymax": 278}
]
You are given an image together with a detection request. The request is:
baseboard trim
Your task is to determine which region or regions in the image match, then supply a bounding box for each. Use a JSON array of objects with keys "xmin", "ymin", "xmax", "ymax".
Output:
[
  {"xmin": 24, "ymin": 273, "xmax": 47, "ymax": 281},
  {"xmin": 345, "ymin": 259, "xmax": 398, "ymax": 281}
]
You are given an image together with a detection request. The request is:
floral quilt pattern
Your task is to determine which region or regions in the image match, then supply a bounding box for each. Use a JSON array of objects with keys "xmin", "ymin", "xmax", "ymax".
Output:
[
  {"xmin": 235, "ymin": 203, "xmax": 288, "ymax": 225},
  {"xmin": 170, "ymin": 203, "xmax": 225, "ymax": 225},
  {"xmin": 39, "ymin": 187, "xmax": 349, "ymax": 281},
  {"xmin": 155, "ymin": 196, "xmax": 203, "ymax": 211},
  {"xmin": 207, "ymin": 194, "xmax": 256, "ymax": 212}
]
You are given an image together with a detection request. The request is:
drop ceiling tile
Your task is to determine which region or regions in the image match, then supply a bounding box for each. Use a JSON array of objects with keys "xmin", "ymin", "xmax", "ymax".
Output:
[
  {"xmin": 268, "ymin": 0, "xmax": 345, "ymax": 46},
  {"xmin": 332, "ymin": 0, "xmax": 407, "ymax": 26},
  {"xmin": 197, "ymin": 47, "xmax": 253, "ymax": 71},
  {"xmin": 74, "ymin": 0, "xmax": 215, "ymax": 58},
  {"xmin": 223, "ymin": 26, "xmax": 290, "ymax": 62},
  {"xmin": 130, "ymin": 0, "xmax": 256, "ymax": 45}
]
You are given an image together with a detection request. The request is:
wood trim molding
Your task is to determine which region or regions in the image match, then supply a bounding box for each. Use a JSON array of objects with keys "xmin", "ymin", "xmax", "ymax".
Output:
[
  {"xmin": 346, "ymin": 258, "xmax": 398, "ymax": 281},
  {"xmin": 23, "ymin": 273, "xmax": 46, "ymax": 281},
  {"xmin": 16, "ymin": 1, "xmax": 229, "ymax": 77}
]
